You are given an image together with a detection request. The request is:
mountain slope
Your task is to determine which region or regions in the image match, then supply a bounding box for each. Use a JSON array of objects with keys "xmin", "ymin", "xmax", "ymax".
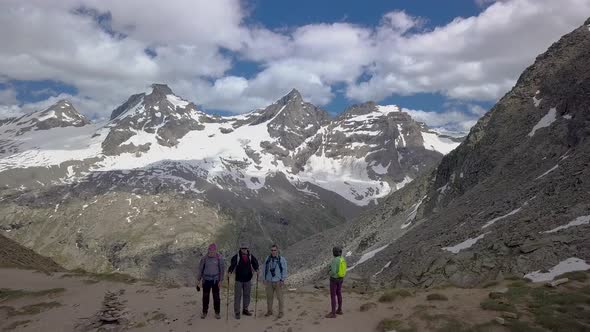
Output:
[
  {"xmin": 288, "ymin": 17, "xmax": 590, "ymax": 287},
  {"xmin": 0, "ymin": 233, "xmax": 63, "ymax": 272},
  {"xmin": 0, "ymin": 84, "xmax": 460, "ymax": 283}
]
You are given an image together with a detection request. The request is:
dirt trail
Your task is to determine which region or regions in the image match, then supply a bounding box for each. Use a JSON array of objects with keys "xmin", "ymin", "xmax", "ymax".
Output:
[{"xmin": 2, "ymin": 268, "xmax": 588, "ymax": 331}]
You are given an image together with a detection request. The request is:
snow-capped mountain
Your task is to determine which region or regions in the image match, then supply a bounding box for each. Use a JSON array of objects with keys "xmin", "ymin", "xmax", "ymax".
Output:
[
  {"xmin": 0, "ymin": 85, "xmax": 459, "ymax": 206},
  {"xmin": 0, "ymin": 84, "xmax": 460, "ymax": 282}
]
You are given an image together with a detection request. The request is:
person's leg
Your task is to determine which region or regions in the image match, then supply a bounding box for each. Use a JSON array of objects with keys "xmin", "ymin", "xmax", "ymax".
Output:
[
  {"xmin": 265, "ymin": 283, "xmax": 274, "ymax": 314},
  {"xmin": 329, "ymin": 279, "xmax": 337, "ymax": 314},
  {"xmin": 212, "ymin": 280, "xmax": 221, "ymax": 314},
  {"xmin": 234, "ymin": 280, "xmax": 242, "ymax": 315},
  {"xmin": 276, "ymin": 282, "xmax": 284, "ymax": 317},
  {"xmin": 243, "ymin": 280, "xmax": 252, "ymax": 312},
  {"xmin": 336, "ymin": 279, "xmax": 343, "ymax": 314},
  {"xmin": 202, "ymin": 280, "xmax": 212, "ymax": 314}
]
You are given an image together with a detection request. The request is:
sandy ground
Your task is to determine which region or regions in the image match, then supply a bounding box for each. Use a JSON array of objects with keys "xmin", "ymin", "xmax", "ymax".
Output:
[{"xmin": 0, "ymin": 268, "xmax": 504, "ymax": 332}]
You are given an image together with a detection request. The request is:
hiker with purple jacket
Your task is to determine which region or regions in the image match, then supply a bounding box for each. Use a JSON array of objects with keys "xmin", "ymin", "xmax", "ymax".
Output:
[{"xmin": 196, "ymin": 243, "xmax": 225, "ymax": 319}]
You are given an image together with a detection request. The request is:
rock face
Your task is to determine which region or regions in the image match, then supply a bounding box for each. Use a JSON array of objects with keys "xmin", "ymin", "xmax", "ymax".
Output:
[
  {"xmin": 287, "ymin": 18, "xmax": 590, "ymax": 288},
  {"xmin": 0, "ymin": 83, "xmax": 460, "ymax": 283}
]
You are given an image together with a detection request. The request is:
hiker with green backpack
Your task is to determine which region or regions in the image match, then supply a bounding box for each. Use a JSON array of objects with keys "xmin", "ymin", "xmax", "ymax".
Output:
[{"xmin": 326, "ymin": 246, "xmax": 347, "ymax": 318}]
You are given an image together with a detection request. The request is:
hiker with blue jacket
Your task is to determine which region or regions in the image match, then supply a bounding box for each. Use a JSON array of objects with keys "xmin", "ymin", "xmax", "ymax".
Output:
[
  {"xmin": 326, "ymin": 246, "xmax": 346, "ymax": 318},
  {"xmin": 227, "ymin": 242, "xmax": 259, "ymax": 319},
  {"xmin": 263, "ymin": 244, "xmax": 288, "ymax": 318},
  {"xmin": 196, "ymin": 243, "xmax": 225, "ymax": 319}
]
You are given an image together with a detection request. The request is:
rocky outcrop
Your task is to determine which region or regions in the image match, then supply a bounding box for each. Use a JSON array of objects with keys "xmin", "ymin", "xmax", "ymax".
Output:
[{"xmin": 287, "ymin": 17, "xmax": 590, "ymax": 288}]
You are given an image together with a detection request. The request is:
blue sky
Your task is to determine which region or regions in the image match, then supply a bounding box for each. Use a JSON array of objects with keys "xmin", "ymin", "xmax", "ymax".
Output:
[{"xmin": 0, "ymin": 0, "xmax": 588, "ymax": 132}]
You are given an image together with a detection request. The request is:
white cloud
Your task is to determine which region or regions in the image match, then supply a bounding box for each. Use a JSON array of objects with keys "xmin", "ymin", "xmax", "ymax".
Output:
[{"xmin": 0, "ymin": 0, "xmax": 588, "ymax": 126}]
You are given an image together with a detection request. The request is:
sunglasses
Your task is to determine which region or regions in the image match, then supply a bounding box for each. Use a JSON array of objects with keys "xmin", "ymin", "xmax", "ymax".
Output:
[{"xmin": 271, "ymin": 249, "xmax": 277, "ymax": 252}]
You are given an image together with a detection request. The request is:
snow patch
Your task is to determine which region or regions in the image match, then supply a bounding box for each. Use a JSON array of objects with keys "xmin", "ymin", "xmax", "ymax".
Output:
[
  {"xmin": 443, "ymin": 232, "xmax": 490, "ymax": 254},
  {"xmin": 541, "ymin": 215, "xmax": 590, "ymax": 234},
  {"xmin": 166, "ymin": 94, "xmax": 189, "ymax": 109},
  {"xmin": 525, "ymin": 257, "xmax": 590, "ymax": 282},
  {"xmin": 535, "ymin": 164, "xmax": 558, "ymax": 180},
  {"xmin": 373, "ymin": 261, "xmax": 392, "ymax": 277},
  {"xmin": 421, "ymin": 131, "xmax": 459, "ymax": 155},
  {"xmin": 371, "ymin": 162, "xmax": 390, "ymax": 175},
  {"xmin": 563, "ymin": 114, "xmax": 572, "ymax": 120},
  {"xmin": 348, "ymin": 244, "xmax": 389, "ymax": 271},
  {"xmin": 528, "ymin": 108, "xmax": 557, "ymax": 137},
  {"xmin": 532, "ymin": 95, "xmax": 542, "ymax": 107}
]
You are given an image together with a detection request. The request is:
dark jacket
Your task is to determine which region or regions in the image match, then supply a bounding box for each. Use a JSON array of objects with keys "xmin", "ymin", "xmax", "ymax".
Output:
[{"xmin": 228, "ymin": 250, "xmax": 259, "ymax": 282}]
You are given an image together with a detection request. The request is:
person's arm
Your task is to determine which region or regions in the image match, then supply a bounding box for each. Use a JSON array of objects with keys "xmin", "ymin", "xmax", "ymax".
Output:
[
  {"xmin": 262, "ymin": 256, "xmax": 268, "ymax": 282},
  {"xmin": 280, "ymin": 257, "xmax": 288, "ymax": 281},
  {"xmin": 252, "ymin": 255, "xmax": 259, "ymax": 272},
  {"xmin": 219, "ymin": 257, "xmax": 225, "ymax": 283},
  {"xmin": 228, "ymin": 255, "xmax": 237, "ymax": 274},
  {"xmin": 196, "ymin": 258, "xmax": 204, "ymax": 284}
]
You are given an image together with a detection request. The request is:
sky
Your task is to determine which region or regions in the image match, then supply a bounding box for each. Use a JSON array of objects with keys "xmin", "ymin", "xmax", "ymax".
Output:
[{"xmin": 0, "ymin": 0, "xmax": 589, "ymax": 133}]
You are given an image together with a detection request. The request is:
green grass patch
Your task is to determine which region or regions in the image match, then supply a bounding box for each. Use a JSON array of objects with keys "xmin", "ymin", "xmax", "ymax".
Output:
[
  {"xmin": 528, "ymin": 285, "xmax": 590, "ymax": 331},
  {"xmin": 2, "ymin": 302, "xmax": 62, "ymax": 316},
  {"xmin": 482, "ymin": 280, "xmax": 500, "ymax": 288},
  {"xmin": 480, "ymin": 299, "xmax": 517, "ymax": 312},
  {"xmin": 426, "ymin": 293, "xmax": 448, "ymax": 301},
  {"xmin": 61, "ymin": 270, "xmax": 138, "ymax": 284},
  {"xmin": 378, "ymin": 289, "xmax": 413, "ymax": 303},
  {"xmin": 2, "ymin": 320, "xmax": 32, "ymax": 331},
  {"xmin": 376, "ymin": 319, "xmax": 416, "ymax": 332},
  {"xmin": 555, "ymin": 270, "xmax": 588, "ymax": 282},
  {"xmin": 0, "ymin": 288, "xmax": 65, "ymax": 302},
  {"xmin": 360, "ymin": 302, "xmax": 377, "ymax": 312}
]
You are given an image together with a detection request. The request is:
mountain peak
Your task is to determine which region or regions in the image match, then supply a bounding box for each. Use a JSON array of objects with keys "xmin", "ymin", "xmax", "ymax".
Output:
[
  {"xmin": 150, "ymin": 83, "xmax": 174, "ymax": 96},
  {"xmin": 278, "ymin": 88, "xmax": 303, "ymax": 105}
]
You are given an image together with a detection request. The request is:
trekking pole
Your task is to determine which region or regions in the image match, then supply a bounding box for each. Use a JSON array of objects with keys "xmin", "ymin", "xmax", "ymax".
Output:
[
  {"xmin": 225, "ymin": 275, "xmax": 230, "ymax": 321},
  {"xmin": 254, "ymin": 273, "xmax": 259, "ymax": 319}
]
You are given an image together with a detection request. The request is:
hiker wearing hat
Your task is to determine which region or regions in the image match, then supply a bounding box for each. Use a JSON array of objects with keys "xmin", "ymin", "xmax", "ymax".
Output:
[
  {"xmin": 227, "ymin": 242, "xmax": 259, "ymax": 319},
  {"xmin": 196, "ymin": 243, "xmax": 225, "ymax": 319},
  {"xmin": 263, "ymin": 244, "xmax": 288, "ymax": 318},
  {"xmin": 326, "ymin": 246, "xmax": 346, "ymax": 318}
]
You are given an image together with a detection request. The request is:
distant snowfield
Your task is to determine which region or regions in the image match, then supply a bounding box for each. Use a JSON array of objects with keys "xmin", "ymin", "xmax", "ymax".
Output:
[
  {"xmin": 421, "ymin": 131, "xmax": 460, "ymax": 155},
  {"xmin": 525, "ymin": 257, "xmax": 590, "ymax": 282}
]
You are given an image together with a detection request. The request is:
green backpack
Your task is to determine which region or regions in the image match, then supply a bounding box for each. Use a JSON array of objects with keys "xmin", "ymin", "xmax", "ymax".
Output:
[{"xmin": 337, "ymin": 257, "xmax": 347, "ymax": 278}]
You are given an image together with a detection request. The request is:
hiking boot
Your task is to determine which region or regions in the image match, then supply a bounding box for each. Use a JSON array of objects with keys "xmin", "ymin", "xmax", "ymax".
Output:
[
  {"xmin": 235, "ymin": 313, "xmax": 241, "ymax": 320},
  {"xmin": 277, "ymin": 312, "xmax": 284, "ymax": 319},
  {"xmin": 215, "ymin": 313, "xmax": 221, "ymax": 319},
  {"xmin": 336, "ymin": 309, "xmax": 343, "ymax": 315},
  {"xmin": 325, "ymin": 312, "xmax": 337, "ymax": 318},
  {"xmin": 264, "ymin": 311, "xmax": 273, "ymax": 317},
  {"xmin": 200, "ymin": 312, "xmax": 207, "ymax": 319},
  {"xmin": 242, "ymin": 309, "xmax": 252, "ymax": 316}
]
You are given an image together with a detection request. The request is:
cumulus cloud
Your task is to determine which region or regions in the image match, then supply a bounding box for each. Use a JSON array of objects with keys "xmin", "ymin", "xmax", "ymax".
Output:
[{"xmin": 0, "ymin": 0, "xmax": 589, "ymax": 128}]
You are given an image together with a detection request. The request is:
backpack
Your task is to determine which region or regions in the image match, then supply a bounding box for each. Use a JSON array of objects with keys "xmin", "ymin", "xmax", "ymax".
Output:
[
  {"xmin": 264, "ymin": 256, "xmax": 283, "ymax": 279},
  {"xmin": 337, "ymin": 257, "xmax": 347, "ymax": 278},
  {"xmin": 201, "ymin": 253, "xmax": 222, "ymax": 280}
]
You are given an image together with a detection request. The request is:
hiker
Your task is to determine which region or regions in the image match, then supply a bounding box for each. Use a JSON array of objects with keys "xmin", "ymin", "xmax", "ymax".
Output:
[
  {"xmin": 227, "ymin": 242, "xmax": 259, "ymax": 319},
  {"xmin": 263, "ymin": 244, "xmax": 288, "ymax": 318},
  {"xmin": 326, "ymin": 246, "xmax": 346, "ymax": 318},
  {"xmin": 196, "ymin": 243, "xmax": 225, "ymax": 319}
]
